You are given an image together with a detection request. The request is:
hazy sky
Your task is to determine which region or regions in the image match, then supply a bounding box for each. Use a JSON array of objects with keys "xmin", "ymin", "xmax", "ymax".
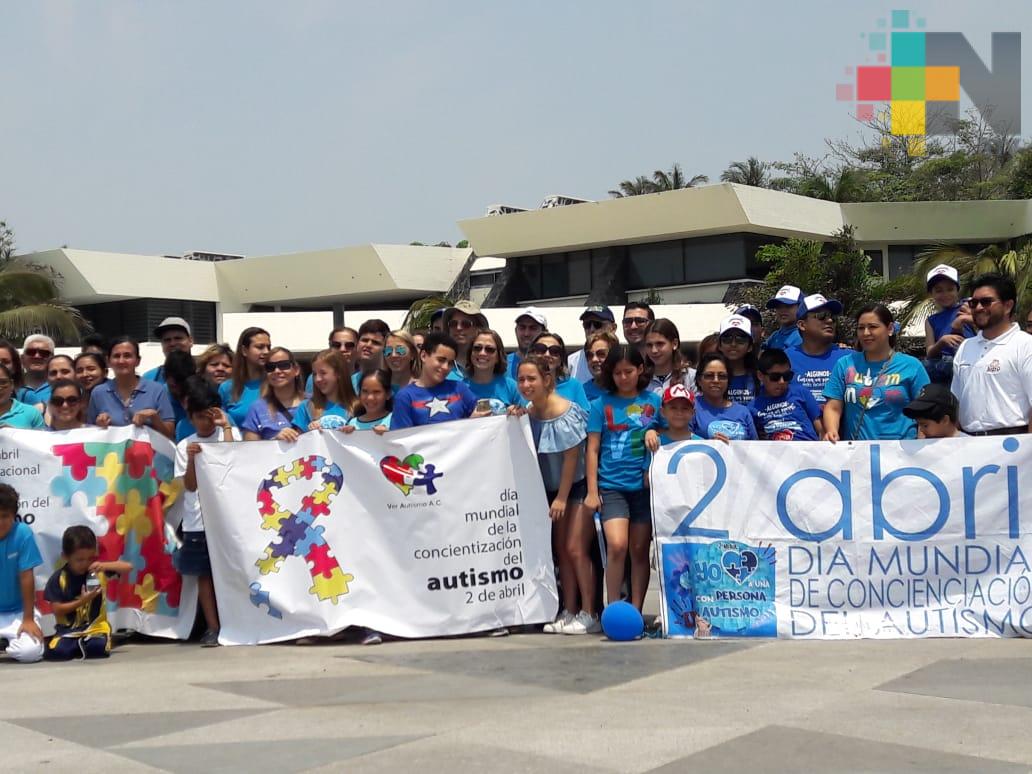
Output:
[{"xmin": 2, "ymin": 1, "xmax": 1029, "ymax": 256}]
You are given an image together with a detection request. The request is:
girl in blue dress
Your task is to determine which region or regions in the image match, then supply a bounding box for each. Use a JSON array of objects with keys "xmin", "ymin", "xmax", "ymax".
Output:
[
  {"xmin": 464, "ymin": 330, "xmax": 522, "ymax": 415},
  {"xmin": 294, "ymin": 349, "xmax": 359, "ymax": 431},
  {"xmin": 528, "ymin": 332, "xmax": 589, "ymax": 411},
  {"xmin": 220, "ymin": 327, "xmax": 271, "ymax": 427},
  {"xmin": 242, "ymin": 347, "xmax": 305, "ymax": 441},
  {"xmin": 517, "ymin": 356, "xmax": 596, "ymax": 634}
]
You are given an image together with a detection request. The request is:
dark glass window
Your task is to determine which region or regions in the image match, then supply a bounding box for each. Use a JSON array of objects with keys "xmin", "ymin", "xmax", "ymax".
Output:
[
  {"xmin": 568, "ymin": 251, "xmax": 592, "ymax": 295},
  {"xmin": 540, "ymin": 254, "xmax": 569, "ymax": 298},
  {"xmin": 628, "ymin": 241, "xmax": 684, "ymax": 288},
  {"xmin": 683, "ymin": 236, "xmax": 746, "ymax": 283},
  {"xmin": 520, "ymin": 256, "xmax": 542, "ymax": 298},
  {"xmin": 887, "ymin": 245, "xmax": 916, "ymax": 279},
  {"xmin": 864, "ymin": 249, "xmax": 886, "ymax": 276}
]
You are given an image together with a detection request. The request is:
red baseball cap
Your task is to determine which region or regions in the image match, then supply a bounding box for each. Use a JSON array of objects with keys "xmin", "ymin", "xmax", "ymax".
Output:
[{"xmin": 662, "ymin": 383, "xmax": 695, "ymax": 406}]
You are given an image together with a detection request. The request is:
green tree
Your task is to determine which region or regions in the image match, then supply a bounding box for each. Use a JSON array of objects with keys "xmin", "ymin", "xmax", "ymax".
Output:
[
  {"xmin": 608, "ymin": 175, "xmax": 655, "ymax": 198},
  {"xmin": 796, "ymin": 167, "xmax": 870, "ymax": 202},
  {"xmin": 720, "ymin": 157, "xmax": 770, "ymax": 187},
  {"xmin": 1006, "ymin": 148, "xmax": 1032, "ymax": 199},
  {"xmin": 728, "ymin": 227, "xmax": 917, "ymax": 345},
  {"xmin": 651, "ymin": 163, "xmax": 708, "ymax": 191},
  {"xmin": 402, "ymin": 295, "xmax": 452, "ymax": 331}
]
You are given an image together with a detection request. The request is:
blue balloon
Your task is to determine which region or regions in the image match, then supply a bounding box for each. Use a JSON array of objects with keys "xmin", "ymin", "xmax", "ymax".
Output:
[{"xmin": 601, "ymin": 601, "xmax": 644, "ymax": 641}]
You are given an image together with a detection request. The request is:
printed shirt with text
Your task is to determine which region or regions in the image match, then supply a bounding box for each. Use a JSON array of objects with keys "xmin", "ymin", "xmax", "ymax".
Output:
[
  {"xmin": 587, "ymin": 391, "xmax": 662, "ymax": 492},
  {"xmin": 823, "ymin": 351, "xmax": 929, "ymax": 440}
]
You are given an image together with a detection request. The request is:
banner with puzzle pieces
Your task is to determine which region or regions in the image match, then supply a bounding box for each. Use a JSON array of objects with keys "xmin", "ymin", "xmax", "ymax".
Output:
[
  {"xmin": 0, "ymin": 426, "xmax": 196, "ymax": 639},
  {"xmin": 197, "ymin": 415, "xmax": 558, "ymax": 645}
]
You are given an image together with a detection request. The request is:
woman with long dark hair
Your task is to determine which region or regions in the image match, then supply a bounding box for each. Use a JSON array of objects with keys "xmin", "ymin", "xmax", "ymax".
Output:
[
  {"xmin": 242, "ymin": 347, "xmax": 305, "ymax": 441},
  {"xmin": 219, "ymin": 327, "xmax": 271, "ymax": 427}
]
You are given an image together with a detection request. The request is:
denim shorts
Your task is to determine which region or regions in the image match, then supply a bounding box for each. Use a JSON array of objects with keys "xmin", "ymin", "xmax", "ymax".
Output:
[
  {"xmin": 545, "ymin": 479, "xmax": 588, "ymax": 505},
  {"xmin": 599, "ymin": 488, "xmax": 651, "ymax": 524},
  {"xmin": 175, "ymin": 531, "xmax": 212, "ymax": 577}
]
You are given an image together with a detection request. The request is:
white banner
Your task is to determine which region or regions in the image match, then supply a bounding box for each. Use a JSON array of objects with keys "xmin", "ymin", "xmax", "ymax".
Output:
[
  {"xmin": 0, "ymin": 427, "xmax": 196, "ymax": 639},
  {"xmin": 197, "ymin": 415, "xmax": 558, "ymax": 644},
  {"xmin": 651, "ymin": 436, "xmax": 1032, "ymax": 639}
]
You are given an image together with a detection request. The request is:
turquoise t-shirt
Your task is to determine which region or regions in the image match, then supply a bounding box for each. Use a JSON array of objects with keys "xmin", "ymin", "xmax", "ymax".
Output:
[
  {"xmin": 583, "ymin": 380, "xmax": 607, "ymax": 403},
  {"xmin": 823, "ymin": 351, "xmax": 930, "ymax": 440},
  {"xmin": 0, "ymin": 522, "xmax": 43, "ymax": 613},
  {"xmin": 0, "ymin": 400, "xmax": 46, "ymax": 430},
  {"xmin": 347, "ymin": 413, "xmax": 392, "ymax": 430},
  {"xmin": 586, "ymin": 391, "xmax": 662, "ymax": 492},
  {"xmin": 557, "ymin": 376, "xmax": 590, "ymax": 411},
  {"xmin": 292, "ymin": 399, "xmax": 352, "ymax": 431},
  {"xmin": 219, "ymin": 379, "xmax": 263, "ymax": 428},
  {"xmin": 463, "ymin": 375, "xmax": 523, "ymax": 415}
]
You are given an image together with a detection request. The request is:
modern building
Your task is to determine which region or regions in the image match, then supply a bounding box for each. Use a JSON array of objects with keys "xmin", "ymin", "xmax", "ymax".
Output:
[{"xmin": 458, "ymin": 183, "xmax": 1032, "ymax": 307}]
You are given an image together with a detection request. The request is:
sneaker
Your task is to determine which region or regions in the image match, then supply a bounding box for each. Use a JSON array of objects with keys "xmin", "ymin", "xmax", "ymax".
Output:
[
  {"xmin": 360, "ymin": 629, "xmax": 383, "ymax": 646},
  {"xmin": 543, "ymin": 611, "xmax": 574, "ymax": 634},
  {"xmin": 200, "ymin": 629, "xmax": 220, "ymax": 647},
  {"xmin": 563, "ymin": 611, "xmax": 601, "ymax": 635}
]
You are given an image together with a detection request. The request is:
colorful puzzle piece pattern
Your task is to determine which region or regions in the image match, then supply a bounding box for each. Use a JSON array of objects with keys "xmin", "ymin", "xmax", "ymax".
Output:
[
  {"xmin": 49, "ymin": 440, "xmax": 182, "ymax": 618},
  {"xmin": 249, "ymin": 581, "xmax": 283, "ymax": 619},
  {"xmin": 253, "ymin": 455, "xmax": 352, "ymax": 610}
]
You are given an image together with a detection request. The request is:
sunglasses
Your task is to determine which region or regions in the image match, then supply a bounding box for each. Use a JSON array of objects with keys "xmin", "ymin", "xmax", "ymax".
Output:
[
  {"xmin": 806, "ymin": 310, "xmax": 835, "ymax": 321},
  {"xmin": 583, "ymin": 320, "xmax": 607, "ymax": 331},
  {"xmin": 472, "ymin": 344, "xmax": 497, "ymax": 355},
  {"xmin": 588, "ymin": 349, "xmax": 609, "ymax": 360},
  {"xmin": 383, "ymin": 345, "xmax": 408, "ymax": 356},
  {"xmin": 24, "ymin": 347, "xmax": 52, "ymax": 358},
  {"xmin": 264, "ymin": 360, "xmax": 294, "ymax": 373},
  {"xmin": 969, "ymin": 297, "xmax": 998, "ymax": 309},
  {"xmin": 762, "ymin": 371, "xmax": 794, "ymax": 382},
  {"xmin": 449, "ymin": 318, "xmax": 475, "ymax": 330},
  {"xmin": 531, "ymin": 345, "xmax": 564, "ymax": 357},
  {"xmin": 50, "ymin": 395, "xmax": 81, "ymax": 407},
  {"xmin": 700, "ymin": 372, "xmax": 729, "ymax": 381},
  {"xmin": 623, "ymin": 317, "xmax": 650, "ymax": 327},
  {"xmin": 330, "ymin": 341, "xmax": 356, "ymax": 351},
  {"xmin": 719, "ymin": 333, "xmax": 751, "ymax": 344}
]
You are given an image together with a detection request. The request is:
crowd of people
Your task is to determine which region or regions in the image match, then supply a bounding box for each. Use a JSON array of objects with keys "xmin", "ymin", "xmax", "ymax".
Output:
[{"xmin": 1, "ymin": 267, "xmax": 1030, "ymax": 659}]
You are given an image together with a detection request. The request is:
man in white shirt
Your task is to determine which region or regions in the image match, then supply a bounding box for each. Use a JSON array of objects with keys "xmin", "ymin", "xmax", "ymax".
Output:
[{"xmin": 951, "ymin": 274, "xmax": 1032, "ymax": 435}]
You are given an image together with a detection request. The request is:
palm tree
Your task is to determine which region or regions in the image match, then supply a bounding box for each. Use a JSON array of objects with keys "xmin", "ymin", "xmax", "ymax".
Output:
[
  {"xmin": 797, "ymin": 168, "xmax": 869, "ymax": 202},
  {"xmin": 608, "ymin": 175, "xmax": 655, "ymax": 198},
  {"xmin": 0, "ymin": 259, "xmax": 89, "ymax": 343},
  {"xmin": 720, "ymin": 157, "xmax": 771, "ymax": 187},
  {"xmin": 651, "ymin": 163, "xmax": 708, "ymax": 191},
  {"xmin": 401, "ymin": 295, "xmax": 453, "ymax": 331}
]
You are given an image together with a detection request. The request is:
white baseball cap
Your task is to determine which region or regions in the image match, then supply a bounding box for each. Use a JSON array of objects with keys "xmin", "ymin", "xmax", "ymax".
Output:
[
  {"xmin": 515, "ymin": 307, "xmax": 547, "ymax": 328},
  {"xmin": 766, "ymin": 285, "xmax": 804, "ymax": 309},
  {"xmin": 925, "ymin": 264, "xmax": 959, "ymax": 288},
  {"xmin": 719, "ymin": 314, "xmax": 754, "ymax": 339}
]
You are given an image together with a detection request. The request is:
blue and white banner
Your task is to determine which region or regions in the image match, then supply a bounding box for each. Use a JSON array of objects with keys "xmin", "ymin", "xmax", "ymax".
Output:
[
  {"xmin": 196, "ymin": 415, "xmax": 558, "ymax": 645},
  {"xmin": 651, "ymin": 436, "xmax": 1032, "ymax": 639}
]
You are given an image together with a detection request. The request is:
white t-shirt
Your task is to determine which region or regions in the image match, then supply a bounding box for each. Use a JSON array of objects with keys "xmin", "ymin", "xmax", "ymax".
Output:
[
  {"xmin": 175, "ymin": 427, "xmax": 241, "ymax": 532},
  {"xmin": 566, "ymin": 348, "xmax": 594, "ymax": 384},
  {"xmin": 952, "ymin": 324, "xmax": 1032, "ymax": 432}
]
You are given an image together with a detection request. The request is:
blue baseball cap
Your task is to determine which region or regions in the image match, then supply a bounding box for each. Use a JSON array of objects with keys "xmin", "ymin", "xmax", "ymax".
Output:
[
  {"xmin": 579, "ymin": 305, "xmax": 615, "ymax": 323},
  {"xmin": 766, "ymin": 285, "xmax": 804, "ymax": 309},
  {"xmin": 796, "ymin": 293, "xmax": 844, "ymax": 319}
]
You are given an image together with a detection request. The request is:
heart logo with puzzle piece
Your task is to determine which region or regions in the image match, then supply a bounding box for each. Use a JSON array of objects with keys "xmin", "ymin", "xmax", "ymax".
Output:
[
  {"xmin": 379, "ymin": 454, "xmax": 426, "ymax": 496},
  {"xmin": 721, "ymin": 549, "xmax": 759, "ymax": 584}
]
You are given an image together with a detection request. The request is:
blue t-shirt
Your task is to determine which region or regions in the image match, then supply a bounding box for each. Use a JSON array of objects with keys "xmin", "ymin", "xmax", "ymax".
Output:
[
  {"xmin": 787, "ymin": 346, "xmax": 851, "ymax": 406},
  {"xmin": 0, "ymin": 400, "xmax": 46, "ymax": 429},
  {"xmin": 763, "ymin": 326, "xmax": 802, "ymax": 351},
  {"xmin": 219, "ymin": 379, "xmax": 264, "ymax": 428},
  {"xmin": 463, "ymin": 375, "xmax": 523, "ymax": 415},
  {"xmin": 823, "ymin": 351, "xmax": 930, "ymax": 440},
  {"xmin": 556, "ymin": 376, "xmax": 590, "ymax": 411},
  {"xmin": 142, "ymin": 365, "xmax": 166, "ymax": 384},
  {"xmin": 586, "ymin": 391, "xmax": 662, "ymax": 492},
  {"xmin": 583, "ymin": 379, "xmax": 607, "ymax": 403},
  {"xmin": 391, "ymin": 381, "xmax": 477, "ymax": 429},
  {"xmin": 927, "ymin": 304, "xmax": 976, "ymax": 359},
  {"xmin": 242, "ymin": 400, "xmax": 298, "ymax": 440},
  {"xmin": 506, "ymin": 352, "xmax": 522, "ymax": 381},
  {"xmin": 347, "ymin": 413, "xmax": 393, "ymax": 430},
  {"xmin": 0, "ymin": 521, "xmax": 43, "ymax": 613},
  {"xmin": 749, "ymin": 383, "xmax": 821, "ymax": 441},
  {"xmin": 692, "ymin": 398, "xmax": 758, "ymax": 441},
  {"xmin": 292, "ymin": 399, "xmax": 352, "ymax": 431},
  {"xmin": 727, "ymin": 374, "xmax": 756, "ymax": 405},
  {"xmin": 87, "ymin": 378, "xmax": 175, "ymax": 426},
  {"xmin": 15, "ymin": 382, "xmax": 51, "ymax": 406}
]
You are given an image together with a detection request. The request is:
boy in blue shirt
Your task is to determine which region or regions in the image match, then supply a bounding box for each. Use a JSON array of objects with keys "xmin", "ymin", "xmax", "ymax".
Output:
[
  {"xmin": 922, "ymin": 264, "xmax": 975, "ymax": 384},
  {"xmin": 750, "ymin": 349, "xmax": 822, "ymax": 441},
  {"xmin": 763, "ymin": 285, "xmax": 804, "ymax": 351},
  {"xmin": 391, "ymin": 332, "xmax": 488, "ymax": 429},
  {"xmin": 0, "ymin": 483, "xmax": 44, "ymax": 663}
]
